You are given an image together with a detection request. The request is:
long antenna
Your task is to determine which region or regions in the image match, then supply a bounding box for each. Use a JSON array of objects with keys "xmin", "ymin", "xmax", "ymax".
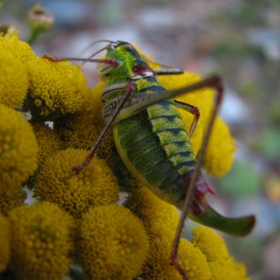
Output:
[{"xmin": 80, "ymin": 39, "xmax": 115, "ymax": 56}]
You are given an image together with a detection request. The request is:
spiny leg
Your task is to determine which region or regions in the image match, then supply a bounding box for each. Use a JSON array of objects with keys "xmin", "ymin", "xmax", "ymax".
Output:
[
  {"xmin": 175, "ymin": 100, "xmax": 200, "ymax": 139},
  {"xmin": 170, "ymin": 76, "xmax": 223, "ymax": 280}
]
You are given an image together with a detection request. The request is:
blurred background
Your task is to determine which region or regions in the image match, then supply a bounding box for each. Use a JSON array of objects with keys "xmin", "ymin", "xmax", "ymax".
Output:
[{"xmin": 1, "ymin": 0, "xmax": 280, "ymax": 279}]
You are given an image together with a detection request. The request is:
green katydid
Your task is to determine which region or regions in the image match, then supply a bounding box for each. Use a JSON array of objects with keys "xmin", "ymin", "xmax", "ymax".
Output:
[{"xmin": 44, "ymin": 40, "xmax": 255, "ymax": 279}]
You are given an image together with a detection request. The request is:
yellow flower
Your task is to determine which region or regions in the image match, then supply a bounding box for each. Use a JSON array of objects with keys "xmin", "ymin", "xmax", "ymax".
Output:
[
  {"xmin": 124, "ymin": 186, "xmax": 250, "ymax": 279},
  {"xmin": 192, "ymin": 226, "xmax": 229, "ymax": 264},
  {"xmin": 0, "ymin": 30, "xmax": 35, "ymax": 63},
  {"xmin": 0, "ymin": 213, "xmax": 10, "ymax": 273},
  {"xmin": 26, "ymin": 56, "xmax": 92, "ymax": 121},
  {"xmin": 8, "ymin": 202, "xmax": 75, "ymax": 280},
  {"xmin": 34, "ymin": 148, "xmax": 119, "ymax": 218},
  {"xmin": 158, "ymin": 71, "xmax": 236, "ymax": 177},
  {"xmin": 142, "ymin": 235, "xmax": 210, "ymax": 280},
  {"xmin": 124, "ymin": 186, "xmax": 180, "ymax": 239},
  {"xmin": 124, "ymin": 188, "xmax": 210, "ymax": 279},
  {"xmin": 0, "ymin": 50, "xmax": 29, "ymax": 108},
  {"xmin": 0, "ymin": 188, "xmax": 27, "ymax": 216},
  {"xmin": 0, "ymin": 104, "xmax": 38, "ymax": 193},
  {"xmin": 193, "ymin": 227, "xmax": 251, "ymax": 280},
  {"xmin": 77, "ymin": 204, "xmax": 149, "ymax": 280}
]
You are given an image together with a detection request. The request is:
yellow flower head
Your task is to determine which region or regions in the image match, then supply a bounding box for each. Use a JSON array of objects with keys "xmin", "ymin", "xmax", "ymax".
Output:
[
  {"xmin": 26, "ymin": 56, "xmax": 92, "ymax": 121},
  {"xmin": 0, "ymin": 188, "xmax": 27, "ymax": 216},
  {"xmin": 77, "ymin": 204, "xmax": 149, "ymax": 279},
  {"xmin": 34, "ymin": 148, "xmax": 119, "ymax": 218},
  {"xmin": 0, "ymin": 213, "xmax": 10, "ymax": 273},
  {"xmin": 0, "ymin": 104, "xmax": 38, "ymax": 193},
  {"xmin": 0, "ymin": 30, "xmax": 35, "ymax": 63},
  {"xmin": 124, "ymin": 187, "xmax": 250, "ymax": 279},
  {"xmin": 124, "ymin": 186, "xmax": 180, "ymax": 239},
  {"xmin": 193, "ymin": 227, "xmax": 251, "ymax": 280},
  {"xmin": 0, "ymin": 50, "xmax": 29, "ymax": 108},
  {"xmin": 8, "ymin": 201, "xmax": 75, "ymax": 280},
  {"xmin": 192, "ymin": 226, "xmax": 230, "ymax": 264},
  {"xmin": 124, "ymin": 188, "xmax": 211, "ymax": 279}
]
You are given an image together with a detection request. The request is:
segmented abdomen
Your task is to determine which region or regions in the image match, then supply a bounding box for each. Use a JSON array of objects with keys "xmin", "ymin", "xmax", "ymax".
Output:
[{"xmin": 113, "ymin": 88, "xmax": 197, "ymax": 204}]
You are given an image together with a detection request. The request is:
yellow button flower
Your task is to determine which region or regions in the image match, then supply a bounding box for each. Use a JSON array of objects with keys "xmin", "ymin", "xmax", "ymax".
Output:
[
  {"xmin": 0, "ymin": 50, "xmax": 29, "ymax": 108},
  {"xmin": 124, "ymin": 187, "xmax": 211, "ymax": 279},
  {"xmin": 8, "ymin": 202, "xmax": 75, "ymax": 280},
  {"xmin": 77, "ymin": 204, "xmax": 149, "ymax": 280},
  {"xmin": 0, "ymin": 213, "xmax": 10, "ymax": 273},
  {"xmin": 26, "ymin": 56, "xmax": 93, "ymax": 121},
  {"xmin": 34, "ymin": 148, "xmax": 119, "ymax": 218},
  {"xmin": 193, "ymin": 226, "xmax": 229, "ymax": 264},
  {"xmin": 193, "ymin": 227, "xmax": 251, "ymax": 279},
  {"xmin": 0, "ymin": 30, "xmax": 35, "ymax": 63},
  {"xmin": 0, "ymin": 104, "xmax": 38, "ymax": 193},
  {"xmin": 124, "ymin": 186, "xmax": 250, "ymax": 279}
]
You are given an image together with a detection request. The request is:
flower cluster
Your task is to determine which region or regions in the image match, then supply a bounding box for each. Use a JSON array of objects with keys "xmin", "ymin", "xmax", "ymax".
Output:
[
  {"xmin": 124, "ymin": 187, "xmax": 250, "ymax": 280},
  {"xmin": 0, "ymin": 30, "xmax": 249, "ymax": 280}
]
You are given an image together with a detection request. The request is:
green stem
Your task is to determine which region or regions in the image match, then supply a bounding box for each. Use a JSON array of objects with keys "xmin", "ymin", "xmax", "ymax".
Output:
[{"xmin": 27, "ymin": 29, "xmax": 39, "ymax": 45}]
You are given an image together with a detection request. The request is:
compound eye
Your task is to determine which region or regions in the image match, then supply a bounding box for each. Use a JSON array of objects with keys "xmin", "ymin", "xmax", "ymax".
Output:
[{"xmin": 106, "ymin": 43, "xmax": 113, "ymax": 51}]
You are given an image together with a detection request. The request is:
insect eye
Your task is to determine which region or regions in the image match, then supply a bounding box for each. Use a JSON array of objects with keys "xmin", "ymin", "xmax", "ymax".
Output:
[{"xmin": 106, "ymin": 44, "xmax": 113, "ymax": 51}]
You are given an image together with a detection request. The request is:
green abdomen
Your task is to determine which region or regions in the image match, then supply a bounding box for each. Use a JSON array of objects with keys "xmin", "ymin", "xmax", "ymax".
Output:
[{"xmin": 113, "ymin": 98, "xmax": 197, "ymax": 205}]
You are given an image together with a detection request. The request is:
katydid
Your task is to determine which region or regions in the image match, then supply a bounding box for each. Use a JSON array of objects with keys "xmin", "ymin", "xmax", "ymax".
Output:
[{"xmin": 44, "ymin": 40, "xmax": 255, "ymax": 280}]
